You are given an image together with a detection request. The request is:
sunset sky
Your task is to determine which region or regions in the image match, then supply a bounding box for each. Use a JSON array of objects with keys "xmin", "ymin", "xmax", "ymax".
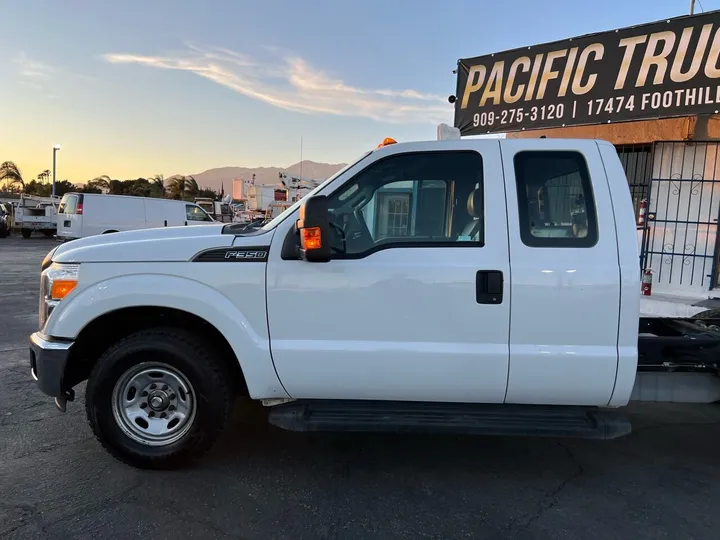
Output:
[{"xmin": 0, "ymin": 0, "xmax": 702, "ymax": 184}]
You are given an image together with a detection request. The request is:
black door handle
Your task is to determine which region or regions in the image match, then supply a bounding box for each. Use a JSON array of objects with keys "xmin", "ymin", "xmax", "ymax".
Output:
[{"xmin": 476, "ymin": 270, "xmax": 503, "ymax": 304}]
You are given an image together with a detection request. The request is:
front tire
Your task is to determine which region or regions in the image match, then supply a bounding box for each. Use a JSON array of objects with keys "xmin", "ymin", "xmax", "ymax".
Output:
[{"xmin": 85, "ymin": 328, "xmax": 234, "ymax": 469}]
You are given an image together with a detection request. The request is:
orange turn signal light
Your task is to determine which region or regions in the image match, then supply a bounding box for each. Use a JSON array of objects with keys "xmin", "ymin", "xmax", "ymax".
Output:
[
  {"xmin": 377, "ymin": 137, "xmax": 397, "ymax": 148},
  {"xmin": 301, "ymin": 227, "xmax": 322, "ymax": 250},
  {"xmin": 51, "ymin": 279, "xmax": 77, "ymax": 300}
]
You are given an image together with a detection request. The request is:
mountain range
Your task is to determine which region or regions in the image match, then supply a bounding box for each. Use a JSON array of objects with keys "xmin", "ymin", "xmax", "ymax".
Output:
[{"xmin": 177, "ymin": 160, "xmax": 347, "ymax": 192}]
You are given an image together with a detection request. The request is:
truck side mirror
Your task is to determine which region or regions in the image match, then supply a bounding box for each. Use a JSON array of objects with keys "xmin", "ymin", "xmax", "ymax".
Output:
[{"xmin": 295, "ymin": 195, "xmax": 331, "ymax": 262}]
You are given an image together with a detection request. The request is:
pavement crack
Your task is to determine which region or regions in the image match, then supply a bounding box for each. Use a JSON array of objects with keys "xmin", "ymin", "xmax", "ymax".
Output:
[
  {"xmin": 513, "ymin": 441, "xmax": 585, "ymax": 536},
  {"xmin": 0, "ymin": 501, "xmax": 49, "ymax": 537}
]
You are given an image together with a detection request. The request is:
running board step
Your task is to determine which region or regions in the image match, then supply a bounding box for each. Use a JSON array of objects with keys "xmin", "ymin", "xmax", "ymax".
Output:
[{"xmin": 268, "ymin": 400, "xmax": 631, "ymax": 440}]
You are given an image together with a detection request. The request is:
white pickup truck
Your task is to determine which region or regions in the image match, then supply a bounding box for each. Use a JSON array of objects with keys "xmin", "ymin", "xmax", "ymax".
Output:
[{"xmin": 29, "ymin": 138, "xmax": 720, "ymax": 469}]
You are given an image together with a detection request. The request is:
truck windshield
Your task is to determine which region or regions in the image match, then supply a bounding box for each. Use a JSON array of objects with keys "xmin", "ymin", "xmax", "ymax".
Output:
[{"xmin": 260, "ymin": 151, "xmax": 373, "ymax": 231}]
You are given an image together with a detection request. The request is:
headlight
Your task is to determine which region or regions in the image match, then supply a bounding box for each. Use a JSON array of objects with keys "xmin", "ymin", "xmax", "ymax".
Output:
[{"xmin": 39, "ymin": 263, "xmax": 80, "ymax": 330}]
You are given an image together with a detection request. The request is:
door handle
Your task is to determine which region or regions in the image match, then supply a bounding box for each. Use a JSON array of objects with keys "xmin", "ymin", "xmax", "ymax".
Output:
[{"xmin": 476, "ymin": 270, "xmax": 503, "ymax": 304}]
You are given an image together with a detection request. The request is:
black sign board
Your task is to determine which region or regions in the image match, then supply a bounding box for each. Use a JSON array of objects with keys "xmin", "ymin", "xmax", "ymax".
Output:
[{"xmin": 454, "ymin": 11, "xmax": 720, "ymax": 135}]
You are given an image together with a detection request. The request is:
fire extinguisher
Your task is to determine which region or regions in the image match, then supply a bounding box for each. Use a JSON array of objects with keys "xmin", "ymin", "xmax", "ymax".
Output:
[
  {"xmin": 637, "ymin": 199, "xmax": 647, "ymax": 227},
  {"xmin": 642, "ymin": 269, "xmax": 653, "ymax": 296}
]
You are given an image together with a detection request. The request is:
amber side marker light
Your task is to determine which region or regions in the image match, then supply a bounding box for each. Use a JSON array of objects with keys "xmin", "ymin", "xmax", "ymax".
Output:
[
  {"xmin": 298, "ymin": 204, "xmax": 323, "ymax": 250},
  {"xmin": 301, "ymin": 227, "xmax": 323, "ymax": 250},
  {"xmin": 51, "ymin": 279, "xmax": 77, "ymax": 300}
]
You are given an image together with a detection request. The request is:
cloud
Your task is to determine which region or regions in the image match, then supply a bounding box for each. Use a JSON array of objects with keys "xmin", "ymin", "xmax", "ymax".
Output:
[
  {"xmin": 12, "ymin": 51, "xmax": 96, "ymax": 99},
  {"xmin": 13, "ymin": 52, "xmax": 55, "ymax": 79},
  {"xmin": 103, "ymin": 45, "xmax": 450, "ymax": 124}
]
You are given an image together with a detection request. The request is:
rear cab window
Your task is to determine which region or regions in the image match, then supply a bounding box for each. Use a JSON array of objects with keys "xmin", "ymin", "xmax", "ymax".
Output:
[
  {"xmin": 513, "ymin": 151, "xmax": 597, "ymax": 247},
  {"xmin": 197, "ymin": 201, "xmax": 214, "ymax": 214},
  {"xmin": 186, "ymin": 204, "xmax": 214, "ymax": 222}
]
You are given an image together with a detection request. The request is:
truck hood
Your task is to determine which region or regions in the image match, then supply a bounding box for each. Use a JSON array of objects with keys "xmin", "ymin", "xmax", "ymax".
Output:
[{"xmin": 51, "ymin": 224, "xmax": 275, "ymax": 264}]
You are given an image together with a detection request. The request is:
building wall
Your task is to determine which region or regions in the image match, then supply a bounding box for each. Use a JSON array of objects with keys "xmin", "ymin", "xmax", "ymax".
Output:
[
  {"xmin": 232, "ymin": 178, "xmax": 244, "ymax": 201},
  {"xmin": 506, "ymin": 114, "xmax": 720, "ymax": 145}
]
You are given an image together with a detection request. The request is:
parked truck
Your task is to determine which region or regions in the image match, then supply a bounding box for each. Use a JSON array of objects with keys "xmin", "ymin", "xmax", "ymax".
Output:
[
  {"xmin": 194, "ymin": 196, "xmax": 233, "ymax": 223},
  {"xmin": 29, "ymin": 137, "xmax": 720, "ymax": 469},
  {"xmin": 15, "ymin": 194, "xmax": 59, "ymax": 238}
]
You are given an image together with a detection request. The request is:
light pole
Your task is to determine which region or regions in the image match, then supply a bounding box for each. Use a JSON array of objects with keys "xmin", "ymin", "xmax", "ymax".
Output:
[{"xmin": 52, "ymin": 144, "xmax": 61, "ymax": 197}]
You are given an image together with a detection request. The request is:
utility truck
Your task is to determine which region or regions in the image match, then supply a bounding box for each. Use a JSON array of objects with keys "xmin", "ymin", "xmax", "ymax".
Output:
[
  {"xmin": 15, "ymin": 194, "xmax": 59, "ymax": 238},
  {"xmin": 30, "ymin": 137, "xmax": 720, "ymax": 469}
]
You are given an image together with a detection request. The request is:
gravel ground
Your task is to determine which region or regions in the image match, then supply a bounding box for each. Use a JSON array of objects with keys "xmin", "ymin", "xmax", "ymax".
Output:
[{"xmin": 1, "ymin": 235, "xmax": 719, "ymax": 540}]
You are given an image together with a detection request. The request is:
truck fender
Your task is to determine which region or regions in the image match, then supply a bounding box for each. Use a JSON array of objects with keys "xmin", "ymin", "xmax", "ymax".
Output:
[{"xmin": 45, "ymin": 274, "xmax": 289, "ymax": 400}]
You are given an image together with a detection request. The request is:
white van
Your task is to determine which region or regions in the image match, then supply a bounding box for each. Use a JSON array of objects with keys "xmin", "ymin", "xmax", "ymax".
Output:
[{"xmin": 56, "ymin": 193, "xmax": 214, "ymax": 240}]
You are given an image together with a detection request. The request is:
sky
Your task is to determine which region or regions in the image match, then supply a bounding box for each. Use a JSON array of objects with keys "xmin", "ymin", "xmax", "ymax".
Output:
[{"xmin": 0, "ymin": 0, "xmax": 714, "ymax": 184}]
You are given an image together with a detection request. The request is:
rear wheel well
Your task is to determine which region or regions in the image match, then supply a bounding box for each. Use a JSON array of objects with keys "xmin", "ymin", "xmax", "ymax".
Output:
[{"xmin": 65, "ymin": 307, "xmax": 248, "ymax": 397}]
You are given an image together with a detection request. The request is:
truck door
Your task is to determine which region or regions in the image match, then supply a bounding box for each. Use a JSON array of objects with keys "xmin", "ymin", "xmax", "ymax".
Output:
[
  {"xmin": 265, "ymin": 142, "xmax": 511, "ymax": 403},
  {"xmin": 500, "ymin": 139, "xmax": 620, "ymax": 406}
]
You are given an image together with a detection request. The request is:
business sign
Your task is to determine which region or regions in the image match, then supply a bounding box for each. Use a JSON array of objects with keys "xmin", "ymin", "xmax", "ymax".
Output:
[{"xmin": 454, "ymin": 11, "xmax": 720, "ymax": 135}]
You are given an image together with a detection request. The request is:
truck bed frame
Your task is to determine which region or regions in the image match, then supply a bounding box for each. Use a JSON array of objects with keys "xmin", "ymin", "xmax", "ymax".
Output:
[{"xmin": 639, "ymin": 317, "xmax": 720, "ymax": 374}]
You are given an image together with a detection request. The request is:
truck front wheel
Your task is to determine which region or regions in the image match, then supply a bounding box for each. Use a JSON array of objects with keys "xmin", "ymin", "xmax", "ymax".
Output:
[{"xmin": 85, "ymin": 328, "xmax": 234, "ymax": 469}]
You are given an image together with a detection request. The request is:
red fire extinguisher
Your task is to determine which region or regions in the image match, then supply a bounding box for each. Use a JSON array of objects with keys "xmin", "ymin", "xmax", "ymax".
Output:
[
  {"xmin": 642, "ymin": 269, "xmax": 653, "ymax": 296},
  {"xmin": 637, "ymin": 199, "xmax": 647, "ymax": 227}
]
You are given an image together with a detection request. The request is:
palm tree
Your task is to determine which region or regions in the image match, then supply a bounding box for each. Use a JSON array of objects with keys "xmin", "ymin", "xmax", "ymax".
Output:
[
  {"xmin": 167, "ymin": 176, "xmax": 187, "ymax": 200},
  {"xmin": 88, "ymin": 175, "xmax": 111, "ymax": 192},
  {"xmin": 37, "ymin": 169, "xmax": 51, "ymax": 183},
  {"xmin": 149, "ymin": 174, "xmax": 166, "ymax": 198},
  {"xmin": 185, "ymin": 176, "xmax": 199, "ymax": 199},
  {"xmin": 167, "ymin": 175, "xmax": 199, "ymax": 200},
  {"xmin": 0, "ymin": 161, "xmax": 23, "ymax": 191}
]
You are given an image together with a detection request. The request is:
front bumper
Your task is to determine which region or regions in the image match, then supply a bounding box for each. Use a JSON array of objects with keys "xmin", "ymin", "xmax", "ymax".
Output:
[{"xmin": 30, "ymin": 332, "xmax": 74, "ymax": 409}]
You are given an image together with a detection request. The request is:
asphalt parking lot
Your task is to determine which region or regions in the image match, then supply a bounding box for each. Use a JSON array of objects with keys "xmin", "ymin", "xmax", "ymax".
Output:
[{"xmin": 1, "ymin": 235, "xmax": 720, "ymax": 539}]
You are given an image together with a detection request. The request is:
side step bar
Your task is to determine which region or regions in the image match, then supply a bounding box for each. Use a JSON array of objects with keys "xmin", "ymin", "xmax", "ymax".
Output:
[{"xmin": 268, "ymin": 400, "xmax": 632, "ymax": 440}]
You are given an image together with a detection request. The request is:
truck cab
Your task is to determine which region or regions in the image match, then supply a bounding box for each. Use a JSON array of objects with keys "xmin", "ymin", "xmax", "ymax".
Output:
[
  {"xmin": 30, "ymin": 137, "xmax": 649, "ymax": 468},
  {"xmin": 265, "ymin": 138, "xmax": 638, "ymax": 407}
]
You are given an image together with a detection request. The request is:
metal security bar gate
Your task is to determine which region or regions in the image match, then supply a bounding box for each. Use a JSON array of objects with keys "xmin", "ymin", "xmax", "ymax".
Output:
[
  {"xmin": 622, "ymin": 141, "xmax": 720, "ymax": 295},
  {"xmin": 617, "ymin": 144, "xmax": 653, "ymax": 220}
]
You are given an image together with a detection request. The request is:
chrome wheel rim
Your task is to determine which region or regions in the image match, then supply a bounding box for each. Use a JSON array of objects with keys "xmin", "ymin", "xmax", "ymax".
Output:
[{"xmin": 111, "ymin": 362, "xmax": 196, "ymax": 446}]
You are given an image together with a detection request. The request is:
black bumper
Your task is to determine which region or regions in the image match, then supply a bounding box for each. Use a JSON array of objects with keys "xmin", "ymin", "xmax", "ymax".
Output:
[{"xmin": 30, "ymin": 332, "xmax": 73, "ymax": 398}]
